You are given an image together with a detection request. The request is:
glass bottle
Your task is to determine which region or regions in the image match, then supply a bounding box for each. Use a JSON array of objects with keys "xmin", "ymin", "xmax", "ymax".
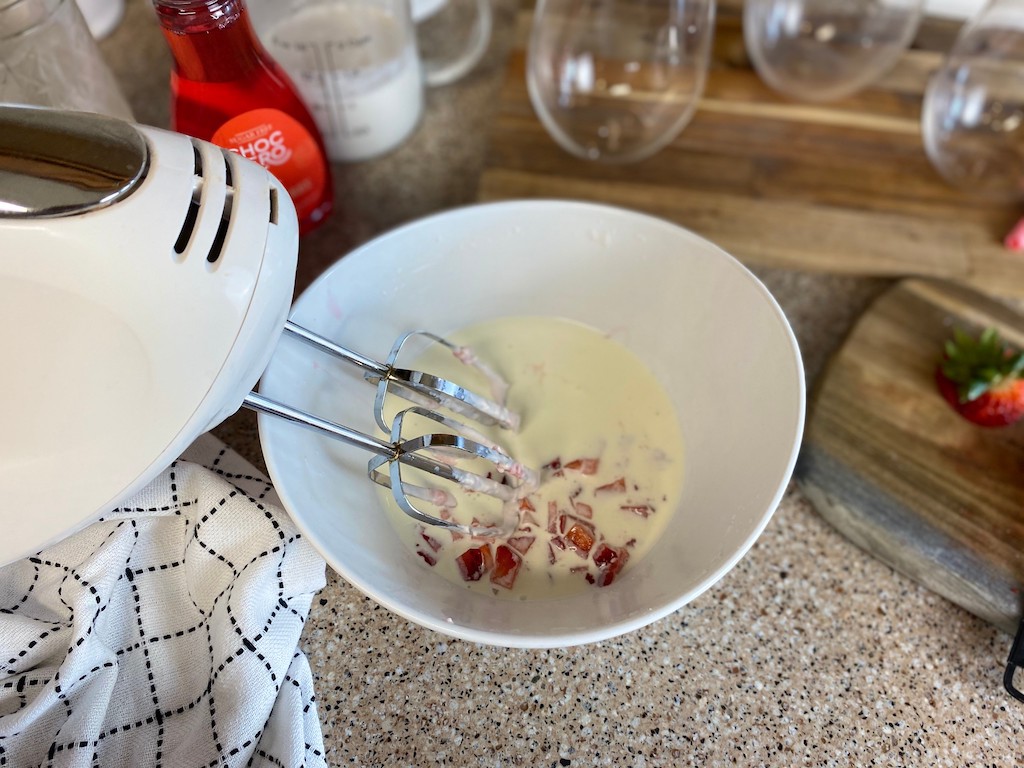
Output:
[{"xmin": 152, "ymin": 0, "xmax": 333, "ymax": 234}]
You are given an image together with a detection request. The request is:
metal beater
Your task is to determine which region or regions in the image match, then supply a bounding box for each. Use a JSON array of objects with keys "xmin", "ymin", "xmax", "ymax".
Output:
[{"xmin": 243, "ymin": 322, "xmax": 538, "ymax": 536}]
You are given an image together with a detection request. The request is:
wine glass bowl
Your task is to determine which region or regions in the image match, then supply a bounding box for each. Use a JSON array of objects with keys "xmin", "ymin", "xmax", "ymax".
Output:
[
  {"xmin": 922, "ymin": 1, "xmax": 1024, "ymax": 200},
  {"xmin": 743, "ymin": 0, "xmax": 924, "ymax": 102},
  {"xmin": 526, "ymin": 0, "xmax": 715, "ymax": 163}
]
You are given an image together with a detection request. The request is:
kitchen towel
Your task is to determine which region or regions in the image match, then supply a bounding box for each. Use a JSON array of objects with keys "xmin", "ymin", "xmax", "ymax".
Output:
[{"xmin": 0, "ymin": 434, "xmax": 327, "ymax": 767}]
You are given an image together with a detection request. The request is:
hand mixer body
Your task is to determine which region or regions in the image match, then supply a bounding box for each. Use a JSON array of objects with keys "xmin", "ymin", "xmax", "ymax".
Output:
[{"xmin": 0, "ymin": 106, "xmax": 299, "ymax": 567}]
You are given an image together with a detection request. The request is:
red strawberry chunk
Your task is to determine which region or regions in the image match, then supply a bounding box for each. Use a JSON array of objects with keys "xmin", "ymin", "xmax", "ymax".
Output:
[
  {"xmin": 564, "ymin": 457, "xmax": 600, "ymax": 475},
  {"xmin": 548, "ymin": 537, "xmax": 566, "ymax": 564},
  {"xmin": 559, "ymin": 514, "xmax": 593, "ymax": 537},
  {"xmin": 419, "ymin": 527, "xmax": 443, "ymax": 551},
  {"xmin": 507, "ymin": 535, "xmax": 535, "ymax": 555},
  {"xmin": 596, "ymin": 477, "xmax": 626, "ymax": 493},
  {"xmin": 592, "ymin": 543, "xmax": 629, "ymax": 587},
  {"xmin": 547, "ymin": 501, "xmax": 560, "ymax": 533},
  {"xmin": 572, "ymin": 501, "xmax": 593, "ymax": 519},
  {"xmin": 564, "ymin": 523, "xmax": 595, "ymax": 556},
  {"xmin": 417, "ymin": 550, "xmax": 437, "ymax": 567},
  {"xmin": 491, "ymin": 545, "xmax": 522, "ymax": 589},
  {"xmin": 620, "ymin": 504, "xmax": 652, "ymax": 518},
  {"xmin": 542, "ymin": 457, "xmax": 564, "ymax": 478},
  {"xmin": 455, "ymin": 544, "xmax": 493, "ymax": 581},
  {"xmin": 518, "ymin": 497, "xmax": 536, "ymax": 513}
]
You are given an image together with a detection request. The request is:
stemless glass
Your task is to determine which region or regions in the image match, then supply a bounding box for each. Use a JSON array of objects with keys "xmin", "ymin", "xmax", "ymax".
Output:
[
  {"xmin": 526, "ymin": 0, "xmax": 715, "ymax": 163},
  {"xmin": 743, "ymin": 0, "xmax": 924, "ymax": 102},
  {"xmin": 922, "ymin": 0, "xmax": 1024, "ymax": 200}
]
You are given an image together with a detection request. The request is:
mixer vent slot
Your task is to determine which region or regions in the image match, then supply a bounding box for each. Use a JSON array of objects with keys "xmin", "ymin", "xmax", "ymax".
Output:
[
  {"xmin": 269, "ymin": 187, "xmax": 278, "ymax": 225},
  {"xmin": 221, "ymin": 148, "xmax": 234, "ymax": 188},
  {"xmin": 208, "ymin": 190, "xmax": 233, "ymax": 264},
  {"xmin": 206, "ymin": 150, "xmax": 236, "ymax": 265},
  {"xmin": 174, "ymin": 177, "xmax": 202, "ymax": 256},
  {"xmin": 173, "ymin": 140, "xmax": 207, "ymax": 257}
]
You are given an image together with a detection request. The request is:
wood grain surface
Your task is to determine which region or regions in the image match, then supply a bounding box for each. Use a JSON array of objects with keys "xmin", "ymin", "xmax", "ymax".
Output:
[
  {"xmin": 798, "ymin": 278, "xmax": 1024, "ymax": 634},
  {"xmin": 477, "ymin": 8, "xmax": 1024, "ymax": 297}
]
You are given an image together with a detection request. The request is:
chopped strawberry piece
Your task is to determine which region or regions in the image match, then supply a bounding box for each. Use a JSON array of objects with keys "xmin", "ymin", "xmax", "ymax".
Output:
[
  {"xmin": 507, "ymin": 535, "xmax": 535, "ymax": 555},
  {"xmin": 542, "ymin": 457, "xmax": 564, "ymax": 478},
  {"xmin": 491, "ymin": 545, "xmax": 522, "ymax": 589},
  {"xmin": 417, "ymin": 550, "xmax": 437, "ymax": 567},
  {"xmin": 547, "ymin": 501, "xmax": 560, "ymax": 533},
  {"xmin": 455, "ymin": 544, "xmax": 493, "ymax": 581},
  {"xmin": 559, "ymin": 513, "xmax": 593, "ymax": 537},
  {"xmin": 521, "ymin": 509, "xmax": 541, "ymax": 528},
  {"xmin": 592, "ymin": 543, "xmax": 630, "ymax": 587},
  {"xmin": 419, "ymin": 527, "xmax": 443, "ymax": 551},
  {"xmin": 548, "ymin": 537, "xmax": 566, "ymax": 564},
  {"xmin": 620, "ymin": 504, "xmax": 652, "ymax": 518},
  {"xmin": 518, "ymin": 497, "xmax": 536, "ymax": 513},
  {"xmin": 570, "ymin": 566, "xmax": 589, "ymax": 574},
  {"xmin": 564, "ymin": 457, "xmax": 600, "ymax": 475},
  {"xmin": 564, "ymin": 523, "xmax": 595, "ymax": 556},
  {"xmin": 585, "ymin": 573, "xmax": 595, "ymax": 584},
  {"xmin": 596, "ymin": 477, "xmax": 626, "ymax": 493},
  {"xmin": 572, "ymin": 501, "xmax": 593, "ymax": 519}
]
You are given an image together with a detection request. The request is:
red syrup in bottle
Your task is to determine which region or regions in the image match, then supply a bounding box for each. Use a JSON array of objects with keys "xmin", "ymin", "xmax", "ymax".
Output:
[{"xmin": 153, "ymin": 0, "xmax": 333, "ymax": 234}]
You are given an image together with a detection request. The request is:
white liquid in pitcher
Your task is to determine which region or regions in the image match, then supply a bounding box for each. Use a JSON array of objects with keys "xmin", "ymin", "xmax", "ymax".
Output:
[
  {"xmin": 266, "ymin": 4, "xmax": 424, "ymax": 161},
  {"xmin": 383, "ymin": 316, "xmax": 686, "ymax": 601}
]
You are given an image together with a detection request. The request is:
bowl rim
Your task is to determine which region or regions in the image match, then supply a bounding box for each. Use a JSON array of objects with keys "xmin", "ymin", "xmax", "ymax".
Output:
[{"xmin": 259, "ymin": 199, "xmax": 806, "ymax": 648}]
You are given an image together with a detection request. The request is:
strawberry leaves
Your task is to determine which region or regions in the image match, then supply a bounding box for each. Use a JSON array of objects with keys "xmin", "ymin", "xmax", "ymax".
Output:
[
  {"xmin": 940, "ymin": 327, "xmax": 1024, "ymax": 404},
  {"xmin": 937, "ymin": 327, "xmax": 1024, "ymax": 427}
]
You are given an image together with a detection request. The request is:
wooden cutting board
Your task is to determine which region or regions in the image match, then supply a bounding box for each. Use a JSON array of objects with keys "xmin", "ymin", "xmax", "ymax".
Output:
[
  {"xmin": 477, "ymin": 7, "xmax": 1024, "ymax": 297},
  {"xmin": 798, "ymin": 278, "xmax": 1024, "ymax": 634}
]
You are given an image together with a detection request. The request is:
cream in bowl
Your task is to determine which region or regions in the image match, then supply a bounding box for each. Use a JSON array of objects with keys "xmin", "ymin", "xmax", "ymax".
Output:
[
  {"xmin": 385, "ymin": 314, "xmax": 685, "ymax": 599},
  {"xmin": 257, "ymin": 200, "xmax": 805, "ymax": 648}
]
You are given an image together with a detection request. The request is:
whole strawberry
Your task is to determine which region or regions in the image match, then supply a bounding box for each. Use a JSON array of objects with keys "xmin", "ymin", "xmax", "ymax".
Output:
[{"xmin": 936, "ymin": 327, "xmax": 1024, "ymax": 427}]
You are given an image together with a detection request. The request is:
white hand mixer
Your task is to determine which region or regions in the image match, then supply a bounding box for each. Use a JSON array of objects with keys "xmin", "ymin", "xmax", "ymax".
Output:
[{"xmin": 0, "ymin": 105, "xmax": 534, "ymax": 567}]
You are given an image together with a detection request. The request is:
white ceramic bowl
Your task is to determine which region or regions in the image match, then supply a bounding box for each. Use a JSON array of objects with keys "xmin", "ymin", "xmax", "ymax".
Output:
[{"xmin": 258, "ymin": 200, "xmax": 805, "ymax": 648}]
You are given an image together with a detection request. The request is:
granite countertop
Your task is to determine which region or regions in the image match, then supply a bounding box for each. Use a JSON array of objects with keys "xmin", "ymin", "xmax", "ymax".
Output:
[{"xmin": 101, "ymin": 2, "xmax": 1024, "ymax": 764}]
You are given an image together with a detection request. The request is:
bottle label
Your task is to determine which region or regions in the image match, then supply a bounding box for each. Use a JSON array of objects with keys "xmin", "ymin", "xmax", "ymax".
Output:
[{"xmin": 212, "ymin": 108, "xmax": 327, "ymax": 224}]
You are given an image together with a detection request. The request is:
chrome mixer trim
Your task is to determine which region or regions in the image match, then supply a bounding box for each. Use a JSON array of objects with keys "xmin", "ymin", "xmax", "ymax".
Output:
[{"xmin": 0, "ymin": 105, "xmax": 149, "ymax": 218}]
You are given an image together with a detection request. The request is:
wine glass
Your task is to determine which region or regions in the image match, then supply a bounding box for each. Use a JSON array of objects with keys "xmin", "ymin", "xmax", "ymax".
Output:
[
  {"xmin": 743, "ymin": 0, "xmax": 924, "ymax": 102},
  {"xmin": 922, "ymin": 0, "xmax": 1024, "ymax": 200},
  {"xmin": 526, "ymin": 0, "xmax": 716, "ymax": 163}
]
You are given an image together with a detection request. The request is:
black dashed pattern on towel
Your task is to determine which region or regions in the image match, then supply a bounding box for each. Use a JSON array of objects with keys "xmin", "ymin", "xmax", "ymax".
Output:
[{"xmin": 0, "ymin": 434, "xmax": 327, "ymax": 767}]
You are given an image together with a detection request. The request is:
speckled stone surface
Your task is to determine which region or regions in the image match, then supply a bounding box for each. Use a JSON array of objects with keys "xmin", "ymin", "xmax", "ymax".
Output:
[{"xmin": 100, "ymin": 3, "xmax": 1024, "ymax": 764}]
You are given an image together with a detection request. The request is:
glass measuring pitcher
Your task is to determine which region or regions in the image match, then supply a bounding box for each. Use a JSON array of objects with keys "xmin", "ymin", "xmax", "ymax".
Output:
[
  {"xmin": 248, "ymin": 0, "xmax": 491, "ymax": 162},
  {"xmin": 0, "ymin": 0, "xmax": 133, "ymax": 119}
]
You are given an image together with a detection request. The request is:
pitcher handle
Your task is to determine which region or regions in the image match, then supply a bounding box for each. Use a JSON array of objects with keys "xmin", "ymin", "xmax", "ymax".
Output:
[{"xmin": 420, "ymin": 0, "xmax": 493, "ymax": 87}]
